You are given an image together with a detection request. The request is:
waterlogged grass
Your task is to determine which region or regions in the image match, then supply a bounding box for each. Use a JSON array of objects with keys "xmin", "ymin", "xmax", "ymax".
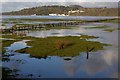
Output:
[
  {"xmin": 2, "ymin": 34, "xmax": 109, "ymax": 57},
  {"xmin": 31, "ymin": 26, "xmax": 75, "ymax": 30},
  {"xmin": 101, "ymin": 18, "xmax": 119, "ymax": 23},
  {"xmin": 1, "ymin": 40, "xmax": 16, "ymax": 53},
  {"xmin": 1, "ymin": 34, "xmax": 23, "ymax": 53},
  {"xmin": 84, "ymin": 25, "xmax": 120, "ymax": 32},
  {"xmin": 2, "ymin": 34, "xmax": 26, "ymax": 39},
  {"xmin": 4, "ymin": 18, "xmax": 118, "ymax": 23},
  {"xmin": 103, "ymin": 28, "xmax": 120, "ymax": 32},
  {"xmin": 2, "ymin": 19, "xmax": 23, "ymax": 24},
  {"xmin": 117, "ymin": 28, "xmax": 120, "ymax": 30},
  {"xmin": 86, "ymin": 18, "xmax": 119, "ymax": 23},
  {"xmin": 1, "ymin": 23, "xmax": 6, "ymax": 26},
  {"xmin": 2, "ymin": 34, "xmax": 38, "ymax": 40},
  {"xmin": 11, "ymin": 23, "xmax": 77, "ymax": 30},
  {"xmin": 16, "ymin": 36, "xmax": 109, "ymax": 58},
  {"xmin": 84, "ymin": 25, "xmax": 109, "ymax": 29},
  {"xmin": 44, "ymin": 26, "xmax": 74, "ymax": 30},
  {"xmin": 2, "ymin": 40, "xmax": 15, "ymax": 48},
  {"xmin": 51, "ymin": 33, "xmax": 59, "ymax": 35},
  {"xmin": 12, "ymin": 24, "xmax": 33, "ymax": 29},
  {"xmin": 80, "ymin": 34, "xmax": 99, "ymax": 39},
  {"xmin": 103, "ymin": 28, "xmax": 116, "ymax": 32},
  {"xmin": 5, "ymin": 18, "xmax": 84, "ymax": 22}
]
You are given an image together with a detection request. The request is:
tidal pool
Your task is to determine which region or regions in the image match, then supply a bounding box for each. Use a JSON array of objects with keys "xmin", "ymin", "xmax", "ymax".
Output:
[{"xmin": 2, "ymin": 22, "xmax": 118, "ymax": 78}]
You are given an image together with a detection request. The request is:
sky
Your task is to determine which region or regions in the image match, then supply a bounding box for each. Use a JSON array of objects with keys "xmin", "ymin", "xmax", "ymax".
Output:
[
  {"xmin": 1, "ymin": 0, "xmax": 120, "ymax": 2},
  {"xmin": 1, "ymin": 0, "xmax": 119, "ymax": 12}
]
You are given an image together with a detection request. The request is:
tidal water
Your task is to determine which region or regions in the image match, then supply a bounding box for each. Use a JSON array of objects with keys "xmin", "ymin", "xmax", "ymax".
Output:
[
  {"xmin": 2, "ymin": 15, "xmax": 117, "ymax": 20},
  {"xmin": 1, "ymin": 16, "xmax": 118, "ymax": 78}
]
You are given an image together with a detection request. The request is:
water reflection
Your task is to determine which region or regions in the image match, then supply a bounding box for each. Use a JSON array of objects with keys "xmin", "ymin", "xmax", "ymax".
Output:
[
  {"xmin": 2, "ymin": 15, "xmax": 117, "ymax": 20},
  {"xmin": 3, "ymin": 46, "xmax": 118, "ymax": 78},
  {"xmin": 8, "ymin": 22, "xmax": 118, "ymax": 39},
  {"xmin": 63, "ymin": 47, "xmax": 118, "ymax": 78},
  {"xmin": 5, "ymin": 40, "xmax": 31, "ymax": 52}
]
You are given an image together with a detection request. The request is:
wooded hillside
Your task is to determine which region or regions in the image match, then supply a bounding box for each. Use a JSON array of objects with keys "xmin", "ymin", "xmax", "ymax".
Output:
[{"xmin": 2, "ymin": 5, "xmax": 118, "ymax": 16}]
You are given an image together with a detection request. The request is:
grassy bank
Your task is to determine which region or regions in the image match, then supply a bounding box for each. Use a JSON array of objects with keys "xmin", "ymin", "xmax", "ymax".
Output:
[
  {"xmin": 15, "ymin": 36, "xmax": 109, "ymax": 58},
  {"xmin": 2, "ymin": 33, "xmax": 110, "ymax": 58},
  {"xmin": 80, "ymin": 34, "xmax": 99, "ymax": 39}
]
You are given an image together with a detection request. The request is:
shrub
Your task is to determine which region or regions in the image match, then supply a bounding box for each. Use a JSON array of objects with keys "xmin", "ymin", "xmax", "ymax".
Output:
[{"xmin": 54, "ymin": 40, "xmax": 72, "ymax": 50}]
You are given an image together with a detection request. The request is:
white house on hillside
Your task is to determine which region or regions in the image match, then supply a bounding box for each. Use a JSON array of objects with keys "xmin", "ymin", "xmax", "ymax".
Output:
[
  {"xmin": 49, "ymin": 14, "xmax": 57, "ymax": 16},
  {"xmin": 68, "ymin": 10, "xmax": 85, "ymax": 15},
  {"xmin": 68, "ymin": 10, "xmax": 80, "ymax": 13},
  {"xmin": 80, "ymin": 11, "xmax": 85, "ymax": 13}
]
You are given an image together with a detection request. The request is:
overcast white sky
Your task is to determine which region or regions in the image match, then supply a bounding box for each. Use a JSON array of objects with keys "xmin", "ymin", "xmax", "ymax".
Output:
[
  {"xmin": 1, "ymin": 0, "xmax": 119, "ymax": 12},
  {"xmin": 1, "ymin": 0, "xmax": 120, "ymax": 2}
]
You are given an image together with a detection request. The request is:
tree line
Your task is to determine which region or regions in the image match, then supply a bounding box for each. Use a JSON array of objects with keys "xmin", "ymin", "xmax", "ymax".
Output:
[{"xmin": 2, "ymin": 5, "xmax": 118, "ymax": 16}]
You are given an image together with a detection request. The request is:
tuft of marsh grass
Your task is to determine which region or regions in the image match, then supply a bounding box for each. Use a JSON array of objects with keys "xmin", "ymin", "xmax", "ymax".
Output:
[{"xmin": 54, "ymin": 40, "xmax": 73, "ymax": 50}]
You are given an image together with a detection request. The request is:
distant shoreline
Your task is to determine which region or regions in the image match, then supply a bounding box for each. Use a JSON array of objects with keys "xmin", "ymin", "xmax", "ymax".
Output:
[{"xmin": 2, "ymin": 5, "xmax": 119, "ymax": 16}]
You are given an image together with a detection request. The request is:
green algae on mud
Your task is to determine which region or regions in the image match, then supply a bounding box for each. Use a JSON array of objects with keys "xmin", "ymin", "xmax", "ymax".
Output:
[{"xmin": 16, "ymin": 36, "xmax": 109, "ymax": 58}]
